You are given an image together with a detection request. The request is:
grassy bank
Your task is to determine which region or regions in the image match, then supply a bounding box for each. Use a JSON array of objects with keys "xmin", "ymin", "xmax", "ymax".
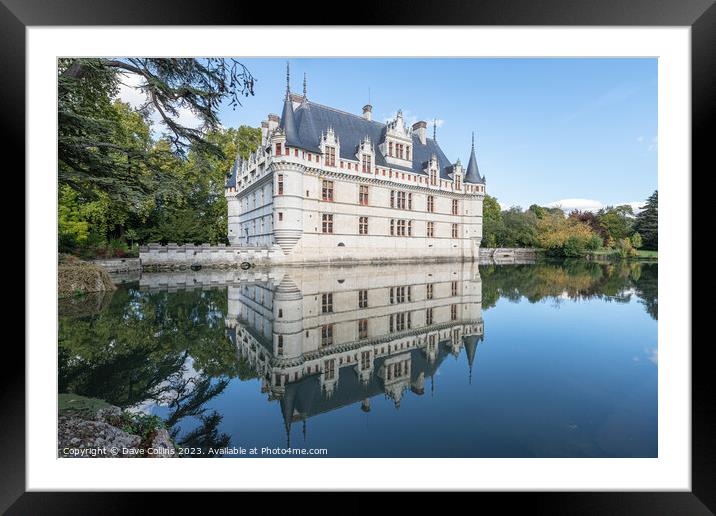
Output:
[{"xmin": 58, "ymin": 254, "xmax": 116, "ymax": 298}]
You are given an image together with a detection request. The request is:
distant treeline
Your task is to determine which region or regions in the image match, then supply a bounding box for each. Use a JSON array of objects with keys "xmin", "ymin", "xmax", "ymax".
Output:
[{"xmin": 482, "ymin": 191, "xmax": 657, "ymax": 257}]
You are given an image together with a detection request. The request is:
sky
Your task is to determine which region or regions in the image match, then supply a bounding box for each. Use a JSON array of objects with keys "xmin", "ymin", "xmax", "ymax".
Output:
[{"xmin": 119, "ymin": 58, "xmax": 657, "ymax": 212}]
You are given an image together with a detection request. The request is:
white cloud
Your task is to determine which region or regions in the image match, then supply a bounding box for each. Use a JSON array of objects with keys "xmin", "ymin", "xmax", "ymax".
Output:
[
  {"xmin": 115, "ymin": 72, "xmax": 203, "ymax": 137},
  {"xmin": 547, "ymin": 198, "xmax": 645, "ymax": 214},
  {"xmin": 636, "ymin": 136, "xmax": 645, "ymax": 143}
]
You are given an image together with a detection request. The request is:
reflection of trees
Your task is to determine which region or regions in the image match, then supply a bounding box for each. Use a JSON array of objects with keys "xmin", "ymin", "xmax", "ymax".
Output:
[
  {"xmin": 58, "ymin": 286, "xmax": 246, "ymax": 452},
  {"xmin": 481, "ymin": 260, "xmax": 657, "ymax": 319}
]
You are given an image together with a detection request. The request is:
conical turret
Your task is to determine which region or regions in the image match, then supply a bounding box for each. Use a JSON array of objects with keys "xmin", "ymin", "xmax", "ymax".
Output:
[{"xmin": 465, "ymin": 132, "xmax": 485, "ymax": 184}]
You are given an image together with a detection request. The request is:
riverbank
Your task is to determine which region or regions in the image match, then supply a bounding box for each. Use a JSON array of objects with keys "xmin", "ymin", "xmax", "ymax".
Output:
[
  {"xmin": 58, "ymin": 394, "xmax": 177, "ymax": 458},
  {"xmin": 58, "ymin": 254, "xmax": 116, "ymax": 298},
  {"xmin": 586, "ymin": 249, "xmax": 658, "ymax": 261}
]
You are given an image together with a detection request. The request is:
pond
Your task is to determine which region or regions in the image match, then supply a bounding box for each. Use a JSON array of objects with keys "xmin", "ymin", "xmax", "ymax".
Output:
[{"xmin": 58, "ymin": 260, "xmax": 657, "ymax": 458}]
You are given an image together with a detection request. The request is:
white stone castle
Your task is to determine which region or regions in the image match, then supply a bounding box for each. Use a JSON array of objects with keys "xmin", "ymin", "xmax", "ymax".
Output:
[{"xmin": 225, "ymin": 64, "xmax": 486, "ymax": 263}]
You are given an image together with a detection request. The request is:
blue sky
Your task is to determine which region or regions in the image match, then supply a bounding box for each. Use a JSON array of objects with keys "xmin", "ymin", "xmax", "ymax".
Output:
[{"xmin": 121, "ymin": 58, "xmax": 657, "ymax": 211}]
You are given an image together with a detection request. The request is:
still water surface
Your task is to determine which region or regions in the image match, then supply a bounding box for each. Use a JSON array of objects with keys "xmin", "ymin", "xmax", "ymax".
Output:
[{"xmin": 58, "ymin": 260, "xmax": 657, "ymax": 457}]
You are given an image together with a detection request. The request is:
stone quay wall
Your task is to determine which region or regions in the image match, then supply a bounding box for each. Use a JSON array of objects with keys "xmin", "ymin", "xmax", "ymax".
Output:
[
  {"xmin": 90, "ymin": 258, "xmax": 142, "ymax": 273},
  {"xmin": 139, "ymin": 243, "xmax": 284, "ymax": 270},
  {"xmin": 138, "ymin": 243, "xmax": 539, "ymax": 270}
]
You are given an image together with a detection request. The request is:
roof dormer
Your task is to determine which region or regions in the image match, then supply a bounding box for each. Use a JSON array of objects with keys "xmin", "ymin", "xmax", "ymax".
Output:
[{"xmin": 379, "ymin": 110, "xmax": 413, "ymax": 167}]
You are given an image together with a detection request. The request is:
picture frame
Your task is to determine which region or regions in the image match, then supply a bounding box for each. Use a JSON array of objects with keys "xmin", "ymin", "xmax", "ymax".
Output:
[{"xmin": 6, "ymin": 0, "xmax": 710, "ymax": 511}]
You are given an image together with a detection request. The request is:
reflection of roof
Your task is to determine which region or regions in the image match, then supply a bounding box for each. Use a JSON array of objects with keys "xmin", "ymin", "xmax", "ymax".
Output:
[{"xmin": 279, "ymin": 341, "xmax": 455, "ymax": 427}]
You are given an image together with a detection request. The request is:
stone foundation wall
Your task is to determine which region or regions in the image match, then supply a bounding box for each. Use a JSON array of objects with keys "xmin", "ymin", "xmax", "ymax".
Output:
[
  {"xmin": 478, "ymin": 248, "xmax": 538, "ymax": 264},
  {"xmin": 138, "ymin": 244, "xmax": 284, "ymax": 270}
]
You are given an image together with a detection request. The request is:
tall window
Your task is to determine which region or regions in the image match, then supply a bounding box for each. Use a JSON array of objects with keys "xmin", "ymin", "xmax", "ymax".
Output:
[
  {"xmin": 452, "ymin": 223, "xmax": 459, "ymax": 238},
  {"xmin": 455, "ymin": 175, "xmax": 461, "ymax": 189},
  {"xmin": 388, "ymin": 141, "xmax": 393, "ymax": 156},
  {"xmin": 358, "ymin": 319, "xmax": 368, "ymax": 340},
  {"xmin": 426, "ymin": 283, "xmax": 434, "ymax": 300},
  {"xmin": 361, "ymin": 154, "xmax": 372, "ymax": 173},
  {"xmin": 277, "ymin": 174, "xmax": 284, "ymax": 195},
  {"xmin": 324, "ymin": 359, "xmax": 335, "ymax": 380},
  {"xmin": 325, "ymin": 146, "xmax": 336, "ymax": 167},
  {"xmin": 390, "ymin": 190, "xmax": 395, "ymax": 208},
  {"xmin": 407, "ymin": 220, "xmax": 412, "ymax": 237},
  {"xmin": 322, "ymin": 293, "xmax": 333, "ymax": 313},
  {"xmin": 408, "ymin": 192, "xmax": 413, "ymax": 210},
  {"xmin": 427, "ymin": 195, "xmax": 434, "ymax": 212},
  {"xmin": 275, "ymin": 142, "xmax": 282, "ymax": 155},
  {"xmin": 321, "ymin": 324, "xmax": 333, "ymax": 347},
  {"xmin": 359, "ymin": 216, "xmax": 368, "ymax": 235},
  {"xmin": 390, "ymin": 219, "xmax": 395, "ymax": 236},
  {"xmin": 406, "ymin": 146, "xmax": 411, "ymax": 161},
  {"xmin": 426, "ymin": 307, "xmax": 433, "ymax": 325},
  {"xmin": 427, "ymin": 221, "xmax": 434, "ymax": 238},
  {"xmin": 277, "ymin": 335, "xmax": 284, "ymax": 355},
  {"xmin": 322, "ymin": 180, "xmax": 334, "ymax": 201},
  {"xmin": 397, "ymin": 219, "xmax": 406, "ymax": 236},
  {"xmin": 452, "ymin": 199, "xmax": 459, "ymax": 215},
  {"xmin": 322, "ymin": 214, "xmax": 334, "ymax": 233},
  {"xmin": 358, "ymin": 289, "xmax": 368, "ymax": 308},
  {"xmin": 430, "ymin": 170, "xmax": 437, "ymax": 186},
  {"xmin": 359, "ymin": 185, "xmax": 369, "ymax": 205},
  {"xmin": 360, "ymin": 351, "xmax": 371, "ymax": 370},
  {"xmin": 451, "ymin": 281, "xmax": 458, "ymax": 297},
  {"xmin": 451, "ymin": 304, "xmax": 457, "ymax": 321}
]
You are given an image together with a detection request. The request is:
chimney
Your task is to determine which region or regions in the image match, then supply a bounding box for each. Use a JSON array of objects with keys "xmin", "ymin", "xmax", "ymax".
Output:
[
  {"xmin": 413, "ymin": 120, "xmax": 427, "ymax": 144},
  {"xmin": 362, "ymin": 104, "xmax": 373, "ymax": 121},
  {"xmin": 261, "ymin": 121, "xmax": 269, "ymax": 145},
  {"xmin": 267, "ymin": 113, "xmax": 280, "ymax": 133}
]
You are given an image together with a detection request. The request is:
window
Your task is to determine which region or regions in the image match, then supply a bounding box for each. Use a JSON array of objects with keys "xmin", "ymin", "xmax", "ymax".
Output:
[
  {"xmin": 358, "ymin": 319, "xmax": 368, "ymax": 340},
  {"xmin": 451, "ymin": 304, "xmax": 457, "ymax": 321},
  {"xmin": 277, "ymin": 174, "xmax": 284, "ymax": 195},
  {"xmin": 322, "ymin": 293, "xmax": 333, "ymax": 313},
  {"xmin": 427, "ymin": 195, "xmax": 434, "ymax": 212},
  {"xmin": 390, "ymin": 190, "xmax": 395, "ymax": 208},
  {"xmin": 321, "ymin": 324, "xmax": 333, "ymax": 347},
  {"xmin": 451, "ymin": 281, "xmax": 458, "ymax": 297},
  {"xmin": 358, "ymin": 289, "xmax": 368, "ymax": 308},
  {"xmin": 278, "ymin": 212, "xmax": 283, "ymax": 221},
  {"xmin": 359, "ymin": 185, "xmax": 369, "ymax": 205},
  {"xmin": 426, "ymin": 283, "xmax": 434, "ymax": 300},
  {"xmin": 390, "ymin": 312, "xmax": 408, "ymax": 333},
  {"xmin": 455, "ymin": 175, "xmax": 461, "ymax": 189},
  {"xmin": 325, "ymin": 146, "xmax": 336, "ymax": 167},
  {"xmin": 407, "ymin": 220, "xmax": 412, "ymax": 237},
  {"xmin": 390, "ymin": 219, "xmax": 395, "ymax": 236},
  {"xmin": 322, "ymin": 214, "xmax": 334, "ymax": 233},
  {"xmin": 426, "ymin": 308, "xmax": 433, "ymax": 325},
  {"xmin": 277, "ymin": 335, "xmax": 284, "ymax": 355},
  {"xmin": 427, "ymin": 221, "xmax": 434, "ymax": 238},
  {"xmin": 360, "ymin": 351, "xmax": 371, "ymax": 370},
  {"xmin": 452, "ymin": 199, "xmax": 459, "ymax": 215},
  {"xmin": 398, "ymin": 219, "xmax": 407, "ymax": 236},
  {"xmin": 452, "ymin": 223, "xmax": 459, "ymax": 238},
  {"xmin": 430, "ymin": 169, "xmax": 437, "ymax": 186},
  {"xmin": 362, "ymin": 154, "xmax": 372, "ymax": 173},
  {"xmin": 389, "ymin": 141, "xmax": 393, "ymax": 156},
  {"xmin": 359, "ymin": 216, "xmax": 368, "ymax": 235},
  {"xmin": 322, "ymin": 180, "xmax": 334, "ymax": 201},
  {"xmin": 324, "ymin": 359, "xmax": 335, "ymax": 380},
  {"xmin": 408, "ymin": 192, "xmax": 412, "ymax": 210},
  {"xmin": 278, "ymin": 309, "xmax": 283, "ymax": 318},
  {"xmin": 275, "ymin": 142, "xmax": 282, "ymax": 155},
  {"xmin": 406, "ymin": 146, "xmax": 411, "ymax": 161}
]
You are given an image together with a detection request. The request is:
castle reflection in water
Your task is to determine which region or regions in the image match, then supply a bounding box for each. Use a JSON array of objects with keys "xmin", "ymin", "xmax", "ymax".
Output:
[{"xmin": 221, "ymin": 262, "xmax": 484, "ymax": 431}]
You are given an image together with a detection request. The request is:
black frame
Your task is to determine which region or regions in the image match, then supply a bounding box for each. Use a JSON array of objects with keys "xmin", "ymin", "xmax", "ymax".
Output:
[{"xmin": 5, "ymin": 0, "xmax": 710, "ymax": 512}]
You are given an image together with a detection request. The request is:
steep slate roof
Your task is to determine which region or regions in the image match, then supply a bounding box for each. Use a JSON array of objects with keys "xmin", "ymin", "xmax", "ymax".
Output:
[{"xmin": 227, "ymin": 98, "xmax": 486, "ymax": 188}]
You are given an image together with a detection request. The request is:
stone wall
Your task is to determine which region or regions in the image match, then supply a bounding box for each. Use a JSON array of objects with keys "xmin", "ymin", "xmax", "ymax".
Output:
[
  {"xmin": 90, "ymin": 258, "xmax": 141, "ymax": 273},
  {"xmin": 139, "ymin": 243, "xmax": 284, "ymax": 270},
  {"xmin": 478, "ymin": 247, "xmax": 538, "ymax": 264}
]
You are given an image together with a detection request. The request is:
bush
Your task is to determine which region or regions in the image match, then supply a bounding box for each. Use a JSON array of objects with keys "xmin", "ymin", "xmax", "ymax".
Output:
[
  {"xmin": 630, "ymin": 232, "xmax": 643, "ymax": 249},
  {"xmin": 616, "ymin": 237, "xmax": 637, "ymax": 258},
  {"xmin": 563, "ymin": 236, "xmax": 587, "ymax": 257},
  {"xmin": 586, "ymin": 234, "xmax": 602, "ymax": 251}
]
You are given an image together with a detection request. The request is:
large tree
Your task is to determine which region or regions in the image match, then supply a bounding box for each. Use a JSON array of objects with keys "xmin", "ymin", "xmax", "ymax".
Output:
[
  {"xmin": 633, "ymin": 191, "xmax": 658, "ymax": 250},
  {"xmin": 58, "ymin": 58, "xmax": 255, "ymax": 206}
]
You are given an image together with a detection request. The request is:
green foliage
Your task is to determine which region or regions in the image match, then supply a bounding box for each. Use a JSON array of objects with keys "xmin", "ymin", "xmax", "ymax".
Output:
[
  {"xmin": 633, "ymin": 191, "xmax": 658, "ymax": 250},
  {"xmin": 596, "ymin": 205, "xmax": 634, "ymax": 243},
  {"xmin": 630, "ymin": 232, "xmax": 643, "ymax": 249},
  {"xmin": 616, "ymin": 237, "xmax": 637, "ymax": 258},
  {"xmin": 586, "ymin": 234, "xmax": 603, "ymax": 251},
  {"xmin": 536, "ymin": 211, "xmax": 595, "ymax": 257}
]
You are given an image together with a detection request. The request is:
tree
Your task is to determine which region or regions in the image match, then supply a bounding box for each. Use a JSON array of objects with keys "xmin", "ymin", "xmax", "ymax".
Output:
[
  {"xmin": 536, "ymin": 211, "xmax": 597, "ymax": 257},
  {"xmin": 630, "ymin": 232, "xmax": 643, "ymax": 249},
  {"xmin": 596, "ymin": 205, "xmax": 634, "ymax": 243},
  {"xmin": 58, "ymin": 58, "xmax": 255, "ymax": 207},
  {"xmin": 482, "ymin": 195, "xmax": 503, "ymax": 248},
  {"xmin": 633, "ymin": 191, "xmax": 658, "ymax": 250}
]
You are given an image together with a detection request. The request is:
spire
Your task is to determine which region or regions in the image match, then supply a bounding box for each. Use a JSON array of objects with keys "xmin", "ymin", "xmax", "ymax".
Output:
[
  {"xmin": 280, "ymin": 81, "xmax": 298, "ymax": 145},
  {"xmin": 433, "ymin": 119, "xmax": 437, "ymax": 141},
  {"xmin": 285, "ymin": 61, "xmax": 291, "ymax": 100},
  {"xmin": 465, "ymin": 131, "xmax": 484, "ymax": 184},
  {"xmin": 303, "ymin": 72, "xmax": 307, "ymax": 98}
]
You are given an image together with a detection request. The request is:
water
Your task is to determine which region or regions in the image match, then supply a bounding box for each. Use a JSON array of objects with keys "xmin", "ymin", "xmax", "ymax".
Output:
[{"xmin": 58, "ymin": 260, "xmax": 657, "ymax": 458}]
